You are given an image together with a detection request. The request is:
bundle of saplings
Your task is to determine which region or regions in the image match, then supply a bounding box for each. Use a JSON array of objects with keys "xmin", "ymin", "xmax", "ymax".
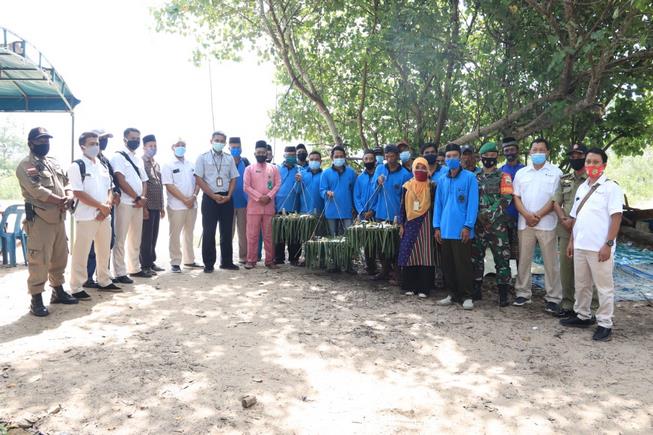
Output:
[
  {"xmin": 345, "ymin": 220, "xmax": 400, "ymax": 258},
  {"xmin": 303, "ymin": 236, "xmax": 353, "ymax": 270},
  {"xmin": 272, "ymin": 213, "xmax": 322, "ymax": 244}
]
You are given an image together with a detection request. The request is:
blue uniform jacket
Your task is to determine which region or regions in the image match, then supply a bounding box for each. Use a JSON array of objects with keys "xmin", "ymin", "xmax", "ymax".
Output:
[
  {"xmin": 433, "ymin": 168, "xmax": 479, "ymax": 240},
  {"xmin": 319, "ymin": 165, "xmax": 356, "ymax": 219},
  {"xmin": 354, "ymin": 170, "xmax": 377, "ymax": 215},
  {"xmin": 372, "ymin": 164, "xmax": 412, "ymax": 222},
  {"xmin": 275, "ymin": 164, "xmax": 300, "ymax": 213},
  {"xmin": 299, "ymin": 168, "xmax": 324, "ymax": 214},
  {"xmin": 232, "ymin": 159, "xmax": 248, "ymax": 209},
  {"xmin": 501, "ymin": 162, "xmax": 525, "ymax": 220}
]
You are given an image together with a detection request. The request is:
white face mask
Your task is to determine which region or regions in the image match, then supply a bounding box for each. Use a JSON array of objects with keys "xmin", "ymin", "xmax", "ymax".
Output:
[
  {"xmin": 212, "ymin": 142, "xmax": 225, "ymax": 153},
  {"xmin": 84, "ymin": 144, "xmax": 100, "ymax": 158}
]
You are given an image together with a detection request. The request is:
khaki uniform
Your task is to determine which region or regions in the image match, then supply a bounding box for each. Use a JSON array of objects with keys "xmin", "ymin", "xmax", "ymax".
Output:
[
  {"xmin": 16, "ymin": 153, "xmax": 70, "ymax": 295},
  {"xmin": 554, "ymin": 171, "xmax": 597, "ymax": 310}
]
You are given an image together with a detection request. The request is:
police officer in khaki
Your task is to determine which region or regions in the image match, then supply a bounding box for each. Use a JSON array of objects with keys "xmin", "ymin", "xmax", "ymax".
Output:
[
  {"xmin": 553, "ymin": 143, "xmax": 597, "ymax": 318},
  {"xmin": 16, "ymin": 127, "xmax": 78, "ymax": 316}
]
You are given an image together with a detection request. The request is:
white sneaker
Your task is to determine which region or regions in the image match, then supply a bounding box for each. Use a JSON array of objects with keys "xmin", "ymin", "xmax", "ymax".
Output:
[
  {"xmin": 463, "ymin": 299, "xmax": 474, "ymax": 310},
  {"xmin": 417, "ymin": 293, "xmax": 427, "ymax": 298},
  {"xmin": 404, "ymin": 291, "xmax": 415, "ymax": 296},
  {"xmin": 437, "ymin": 295, "xmax": 452, "ymax": 306}
]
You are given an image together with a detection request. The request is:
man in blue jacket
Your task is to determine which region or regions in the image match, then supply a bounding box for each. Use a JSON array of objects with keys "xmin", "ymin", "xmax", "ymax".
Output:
[
  {"xmin": 372, "ymin": 144, "xmax": 412, "ymax": 281},
  {"xmin": 320, "ymin": 145, "xmax": 356, "ymax": 236},
  {"xmin": 274, "ymin": 145, "xmax": 301, "ymax": 265},
  {"xmin": 299, "ymin": 150, "xmax": 324, "ymax": 215},
  {"xmin": 354, "ymin": 149, "xmax": 379, "ymax": 274},
  {"xmin": 434, "ymin": 143, "xmax": 479, "ymax": 310}
]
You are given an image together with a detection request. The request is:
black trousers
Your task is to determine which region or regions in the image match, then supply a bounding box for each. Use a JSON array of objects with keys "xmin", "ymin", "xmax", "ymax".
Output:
[
  {"xmin": 441, "ymin": 239, "xmax": 473, "ymax": 302},
  {"xmin": 201, "ymin": 193, "xmax": 234, "ymax": 268},
  {"xmin": 275, "ymin": 241, "xmax": 301, "ymax": 264},
  {"xmin": 140, "ymin": 209, "xmax": 160, "ymax": 269}
]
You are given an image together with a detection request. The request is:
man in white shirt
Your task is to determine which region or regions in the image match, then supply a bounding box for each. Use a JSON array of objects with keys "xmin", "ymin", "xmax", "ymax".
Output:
[
  {"xmin": 162, "ymin": 140, "xmax": 201, "ymax": 273},
  {"xmin": 110, "ymin": 128, "xmax": 149, "ymax": 283},
  {"xmin": 512, "ymin": 137, "xmax": 563, "ymax": 313},
  {"xmin": 561, "ymin": 147, "xmax": 623, "ymax": 341},
  {"xmin": 68, "ymin": 132, "xmax": 122, "ymax": 299}
]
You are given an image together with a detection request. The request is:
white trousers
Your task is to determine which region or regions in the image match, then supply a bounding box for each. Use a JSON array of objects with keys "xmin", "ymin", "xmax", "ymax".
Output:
[
  {"xmin": 515, "ymin": 227, "xmax": 562, "ymax": 303},
  {"xmin": 112, "ymin": 202, "xmax": 143, "ymax": 276},
  {"xmin": 71, "ymin": 218, "xmax": 112, "ymax": 290},
  {"xmin": 573, "ymin": 248, "xmax": 615, "ymax": 328},
  {"xmin": 167, "ymin": 207, "xmax": 197, "ymax": 266}
]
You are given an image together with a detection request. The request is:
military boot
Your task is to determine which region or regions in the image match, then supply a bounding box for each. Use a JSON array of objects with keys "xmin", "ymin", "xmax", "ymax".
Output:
[
  {"xmin": 30, "ymin": 293, "xmax": 49, "ymax": 317},
  {"xmin": 471, "ymin": 280, "xmax": 483, "ymax": 301},
  {"xmin": 498, "ymin": 284, "xmax": 510, "ymax": 307},
  {"xmin": 50, "ymin": 285, "xmax": 79, "ymax": 305}
]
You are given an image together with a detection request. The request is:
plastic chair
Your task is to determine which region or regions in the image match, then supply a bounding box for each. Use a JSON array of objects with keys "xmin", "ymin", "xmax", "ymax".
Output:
[{"xmin": 0, "ymin": 204, "xmax": 28, "ymax": 266}]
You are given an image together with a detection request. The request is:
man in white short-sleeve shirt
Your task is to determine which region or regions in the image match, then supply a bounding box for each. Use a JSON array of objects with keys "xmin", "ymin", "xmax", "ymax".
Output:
[
  {"xmin": 161, "ymin": 140, "xmax": 201, "ymax": 273},
  {"xmin": 110, "ymin": 127, "xmax": 149, "ymax": 283},
  {"xmin": 68, "ymin": 132, "xmax": 122, "ymax": 299},
  {"xmin": 560, "ymin": 147, "xmax": 623, "ymax": 342},
  {"xmin": 512, "ymin": 137, "xmax": 563, "ymax": 313}
]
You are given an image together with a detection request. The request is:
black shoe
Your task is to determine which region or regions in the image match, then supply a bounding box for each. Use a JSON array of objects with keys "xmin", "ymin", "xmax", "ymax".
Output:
[
  {"xmin": 544, "ymin": 301, "xmax": 560, "ymax": 315},
  {"xmin": 115, "ymin": 275, "xmax": 134, "ymax": 284},
  {"xmin": 220, "ymin": 264, "xmax": 240, "ymax": 271},
  {"xmin": 171, "ymin": 265, "xmax": 182, "ymax": 273},
  {"xmin": 371, "ymin": 272, "xmax": 389, "ymax": 281},
  {"xmin": 471, "ymin": 281, "xmax": 482, "ymax": 301},
  {"xmin": 274, "ymin": 259, "xmax": 285, "ymax": 265},
  {"xmin": 72, "ymin": 290, "xmax": 92, "ymax": 300},
  {"xmin": 512, "ymin": 296, "xmax": 531, "ymax": 306},
  {"xmin": 498, "ymin": 284, "xmax": 509, "ymax": 307},
  {"xmin": 98, "ymin": 283, "xmax": 123, "ymax": 292},
  {"xmin": 83, "ymin": 280, "xmax": 99, "ymax": 289},
  {"xmin": 30, "ymin": 294, "xmax": 49, "ymax": 317},
  {"xmin": 592, "ymin": 326, "xmax": 612, "ymax": 341},
  {"xmin": 203, "ymin": 266, "xmax": 214, "ymax": 273},
  {"xmin": 560, "ymin": 315, "xmax": 593, "ymax": 328},
  {"xmin": 151, "ymin": 264, "xmax": 165, "ymax": 272},
  {"xmin": 289, "ymin": 260, "xmax": 300, "ymax": 267},
  {"xmin": 50, "ymin": 286, "xmax": 79, "ymax": 305},
  {"xmin": 183, "ymin": 262, "xmax": 204, "ymax": 269},
  {"xmin": 143, "ymin": 267, "xmax": 157, "ymax": 276},
  {"xmin": 554, "ymin": 308, "xmax": 575, "ymax": 318},
  {"xmin": 365, "ymin": 268, "xmax": 378, "ymax": 276},
  {"xmin": 130, "ymin": 270, "xmax": 153, "ymax": 278}
]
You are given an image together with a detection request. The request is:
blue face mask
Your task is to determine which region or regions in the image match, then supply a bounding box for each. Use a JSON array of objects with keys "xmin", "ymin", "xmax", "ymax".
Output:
[
  {"xmin": 230, "ymin": 147, "xmax": 242, "ymax": 158},
  {"xmin": 376, "ymin": 155, "xmax": 384, "ymax": 165},
  {"xmin": 333, "ymin": 157, "xmax": 346, "ymax": 167},
  {"xmin": 174, "ymin": 146, "xmax": 186, "ymax": 157},
  {"xmin": 145, "ymin": 148, "xmax": 157, "ymax": 158},
  {"xmin": 212, "ymin": 142, "xmax": 225, "ymax": 153},
  {"xmin": 126, "ymin": 139, "xmax": 140, "ymax": 150},
  {"xmin": 285, "ymin": 156, "xmax": 297, "ymax": 166},
  {"xmin": 531, "ymin": 153, "xmax": 547, "ymax": 165},
  {"xmin": 309, "ymin": 160, "xmax": 321, "ymax": 170},
  {"xmin": 446, "ymin": 157, "xmax": 460, "ymax": 170},
  {"xmin": 399, "ymin": 151, "xmax": 411, "ymax": 163}
]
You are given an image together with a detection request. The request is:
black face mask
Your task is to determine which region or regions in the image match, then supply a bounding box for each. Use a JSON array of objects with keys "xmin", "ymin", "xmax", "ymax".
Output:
[
  {"xmin": 31, "ymin": 143, "xmax": 50, "ymax": 157},
  {"xmin": 364, "ymin": 161, "xmax": 375, "ymax": 170},
  {"xmin": 504, "ymin": 153, "xmax": 517, "ymax": 162},
  {"xmin": 424, "ymin": 154, "xmax": 438, "ymax": 165},
  {"xmin": 99, "ymin": 137, "xmax": 109, "ymax": 150},
  {"xmin": 482, "ymin": 157, "xmax": 497, "ymax": 168},
  {"xmin": 570, "ymin": 158, "xmax": 585, "ymax": 171},
  {"xmin": 256, "ymin": 155, "xmax": 267, "ymax": 163},
  {"xmin": 297, "ymin": 152, "xmax": 308, "ymax": 162},
  {"xmin": 126, "ymin": 139, "xmax": 140, "ymax": 150}
]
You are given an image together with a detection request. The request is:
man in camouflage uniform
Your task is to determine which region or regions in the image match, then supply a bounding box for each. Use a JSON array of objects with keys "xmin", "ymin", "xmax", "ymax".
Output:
[
  {"xmin": 16, "ymin": 127, "xmax": 78, "ymax": 316},
  {"xmin": 471, "ymin": 142, "xmax": 514, "ymax": 306},
  {"xmin": 553, "ymin": 143, "xmax": 598, "ymax": 317}
]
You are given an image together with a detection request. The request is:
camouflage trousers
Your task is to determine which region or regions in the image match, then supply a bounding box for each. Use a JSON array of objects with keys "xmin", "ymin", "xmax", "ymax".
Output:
[{"xmin": 472, "ymin": 223, "xmax": 512, "ymax": 286}]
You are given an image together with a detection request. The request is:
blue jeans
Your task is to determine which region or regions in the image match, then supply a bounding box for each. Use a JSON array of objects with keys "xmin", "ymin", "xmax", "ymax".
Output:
[{"xmin": 327, "ymin": 218, "xmax": 352, "ymax": 237}]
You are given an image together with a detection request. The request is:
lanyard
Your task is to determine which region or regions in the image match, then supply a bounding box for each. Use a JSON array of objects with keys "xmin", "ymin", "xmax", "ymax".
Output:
[{"xmin": 210, "ymin": 151, "xmax": 224, "ymax": 174}]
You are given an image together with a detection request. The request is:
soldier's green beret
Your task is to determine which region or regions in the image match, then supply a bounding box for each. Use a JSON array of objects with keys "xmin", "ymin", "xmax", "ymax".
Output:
[{"xmin": 479, "ymin": 142, "xmax": 498, "ymax": 155}]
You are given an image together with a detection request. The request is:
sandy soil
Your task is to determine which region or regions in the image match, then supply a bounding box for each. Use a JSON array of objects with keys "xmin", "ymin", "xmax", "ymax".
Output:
[{"xmin": 1, "ymin": 237, "xmax": 652, "ymax": 434}]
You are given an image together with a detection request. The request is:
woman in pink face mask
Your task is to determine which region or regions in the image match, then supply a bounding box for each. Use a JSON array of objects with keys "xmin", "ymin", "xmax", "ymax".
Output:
[{"xmin": 397, "ymin": 157, "xmax": 440, "ymax": 298}]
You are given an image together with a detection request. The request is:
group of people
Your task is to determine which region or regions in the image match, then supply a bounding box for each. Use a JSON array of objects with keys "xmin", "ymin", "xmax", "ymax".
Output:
[{"xmin": 16, "ymin": 127, "xmax": 623, "ymax": 341}]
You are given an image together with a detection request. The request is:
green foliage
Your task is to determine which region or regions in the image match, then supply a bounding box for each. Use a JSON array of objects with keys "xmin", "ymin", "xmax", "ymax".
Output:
[
  {"xmin": 154, "ymin": 0, "xmax": 653, "ymax": 157},
  {"xmin": 606, "ymin": 147, "xmax": 653, "ymax": 208}
]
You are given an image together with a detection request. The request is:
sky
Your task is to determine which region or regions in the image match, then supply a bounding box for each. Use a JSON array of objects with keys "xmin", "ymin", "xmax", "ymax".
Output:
[{"xmin": 1, "ymin": 0, "xmax": 283, "ymax": 164}]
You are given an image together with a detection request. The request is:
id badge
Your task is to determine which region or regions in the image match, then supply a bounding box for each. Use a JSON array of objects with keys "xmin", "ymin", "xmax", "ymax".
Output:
[
  {"xmin": 413, "ymin": 201, "xmax": 420, "ymax": 211},
  {"xmin": 267, "ymin": 178, "xmax": 273, "ymax": 190},
  {"xmin": 216, "ymin": 177, "xmax": 223, "ymax": 188}
]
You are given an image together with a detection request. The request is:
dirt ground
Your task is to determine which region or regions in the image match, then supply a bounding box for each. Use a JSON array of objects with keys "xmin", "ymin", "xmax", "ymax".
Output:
[{"xmin": 1, "ymin": 233, "xmax": 652, "ymax": 434}]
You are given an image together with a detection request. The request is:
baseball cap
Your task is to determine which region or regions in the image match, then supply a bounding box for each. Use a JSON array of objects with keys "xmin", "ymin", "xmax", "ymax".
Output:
[
  {"xmin": 28, "ymin": 127, "xmax": 52, "ymax": 141},
  {"xmin": 91, "ymin": 129, "xmax": 114, "ymax": 138},
  {"xmin": 461, "ymin": 144, "xmax": 475, "ymax": 154},
  {"xmin": 567, "ymin": 143, "xmax": 588, "ymax": 155}
]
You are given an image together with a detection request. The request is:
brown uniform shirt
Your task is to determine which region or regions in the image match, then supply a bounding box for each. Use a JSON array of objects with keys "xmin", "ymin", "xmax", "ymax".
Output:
[
  {"xmin": 15, "ymin": 152, "xmax": 70, "ymax": 223},
  {"xmin": 553, "ymin": 170, "xmax": 587, "ymax": 238}
]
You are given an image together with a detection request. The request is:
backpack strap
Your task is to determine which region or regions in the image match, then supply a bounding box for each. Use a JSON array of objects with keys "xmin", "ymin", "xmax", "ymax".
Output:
[
  {"xmin": 117, "ymin": 151, "xmax": 141, "ymax": 178},
  {"xmin": 71, "ymin": 159, "xmax": 86, "ymax": 214}
]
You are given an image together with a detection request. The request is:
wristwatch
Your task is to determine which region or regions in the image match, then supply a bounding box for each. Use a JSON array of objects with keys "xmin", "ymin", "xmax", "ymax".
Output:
[
  {"xmin": 135, "ymin": 195, "xmax": 142, "ymax": 203},
  {"xmin": 606, "ymin": 240, "xmax": 614, "ymax": 247}
]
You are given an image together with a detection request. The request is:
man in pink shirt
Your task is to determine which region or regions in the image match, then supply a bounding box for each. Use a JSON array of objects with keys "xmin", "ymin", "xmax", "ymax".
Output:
[{"xmin": 243, "ymin": 140, "xmax": 281, "ymax": 269}]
